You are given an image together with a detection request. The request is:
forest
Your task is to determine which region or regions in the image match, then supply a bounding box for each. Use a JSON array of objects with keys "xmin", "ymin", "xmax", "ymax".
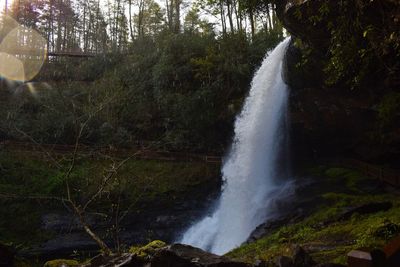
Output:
[
  {"xmin": 0, "ymin": 0, "xmax": 399, "ymax": 266},
  {"xmin": 0, "ymin": 0, "xmax": 285, "ymax": 152}
]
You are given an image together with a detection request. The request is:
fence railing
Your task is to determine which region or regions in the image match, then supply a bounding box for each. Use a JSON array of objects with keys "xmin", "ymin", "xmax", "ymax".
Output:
[{"xmin": 2, "ymin": 141, "xmax": 399, "ymax": 183}]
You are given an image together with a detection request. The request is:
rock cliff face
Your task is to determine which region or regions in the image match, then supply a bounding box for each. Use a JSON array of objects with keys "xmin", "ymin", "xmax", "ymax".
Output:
[
  {"xmin": 276, "ymin": 0, "xmax": 400, "ymax": 166},
  {"xmin": 25, "ymin": 178, "xmax": 221, "ymax": 261}
]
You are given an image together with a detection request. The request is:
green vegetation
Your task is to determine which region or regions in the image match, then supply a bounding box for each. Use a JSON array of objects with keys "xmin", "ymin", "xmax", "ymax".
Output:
[
  {"xmin": 129, "ymin": 240, "xmax": 167, "ymax": 260},
  {"xmin": 43, "ymin": 259, "xmax": 80, "ymax": 267},
  {"xmin": 378, "ymin": 92, "xmax": 400, "ymax": 128},
  {"xmin": 0, "ymin": 150, "xmax": 219, "ymax": 248},
  {"xmin": 324, "ymin": 167, "xmax": 366, "ymax": 192},
  {"xmin": 0, "ymin": 0, "xmax": 398, "ymax": 264},
  {"xmin": 0, "ymin": 0, "xmax": 284, "ymax": 153},
  {"xmin": 289, "ymin": 0, "xmax": 399, "ymax": 91},
  {"xmin": 0, "ymin": 30, "xmax": 284, "ymax": 153},
  {"xmin": 228, "ymin": 166, "xmax": 400, "ymax": 265}
]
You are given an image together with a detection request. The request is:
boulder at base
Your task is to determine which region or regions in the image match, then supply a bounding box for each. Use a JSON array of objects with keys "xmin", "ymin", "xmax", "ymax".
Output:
[{"xmin": 151, "ymin": 244, "xmax": 251, "ymax": 267}]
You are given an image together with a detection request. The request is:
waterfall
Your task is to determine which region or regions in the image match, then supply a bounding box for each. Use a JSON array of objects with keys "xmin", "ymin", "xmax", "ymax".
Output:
[{"xmin": 179, "ymin": 38, "xmax": 291, "ymax": 255}]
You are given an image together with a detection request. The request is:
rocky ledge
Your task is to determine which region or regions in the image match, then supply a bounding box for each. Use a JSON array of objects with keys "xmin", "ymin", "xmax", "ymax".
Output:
[
  {"xmin": 38, "ymin": 242, "xmax": 344, "ymax": 267},
  {"xmin": 276, "ymin": 0, "xmax": 400, "ymax": 165}
]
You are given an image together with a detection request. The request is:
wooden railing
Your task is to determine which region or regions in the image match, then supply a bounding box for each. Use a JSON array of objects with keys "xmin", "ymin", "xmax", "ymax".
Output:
[{"xmin": 47, "ymin": 51, "xmax": 96, "ymax": 58}]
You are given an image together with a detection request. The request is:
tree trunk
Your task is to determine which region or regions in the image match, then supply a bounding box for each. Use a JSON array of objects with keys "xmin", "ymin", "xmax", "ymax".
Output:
[
  {"xmin": 73, "ymin": 205, "xmax": 112, "ymax": 256},
  {"xmin": 249, "ymin": 8, "xmax": 255, "ymax": 39},
  {"xmin": 232, "ymin": 0, "xmax": 240, "ymax": 32},
  {"xmin": 56, "ymin": 0, "xmax": 62, "ymax": 51},
  {"xmin": 137, "ymin": 0, "xmax": 144, "ymax": 37},
  {"xmin": 166, "ymin": 0, "xmax": 173, "ymax": 32},
  {"xmin": 128, "ymin": 0, "xmax": 134, "ymax": 40},
  {"xmin": 266, "ymin": 4, "xmax": 272, "ymax": 30},
  {"xmin": 226, "ymin": 0, "xmax": 234, "ymax": 34},
  {"xmin": 83, "ymin": 2, "xmax": 87, "ymax": 52},
  {"xmin": 174, "ymin": 0, "xmax": 180, "ymax": 33},
  {"xmin": 219, "ymin": 0, "xmax": 226, "ymax": 36}
]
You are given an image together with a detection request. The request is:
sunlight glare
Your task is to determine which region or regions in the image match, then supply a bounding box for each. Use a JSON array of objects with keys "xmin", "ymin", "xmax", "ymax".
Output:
[
  {"xmin": 0, "ymin": 15, "xmax": 47, "ymax": 82},
  {"xmin": 0, "ymin": 51, "xmax": 25, "ymax": 80}
]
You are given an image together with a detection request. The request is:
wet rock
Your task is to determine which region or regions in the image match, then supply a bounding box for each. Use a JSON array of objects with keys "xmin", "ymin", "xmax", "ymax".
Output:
[
  {"xmin": 292, "ymin": 246, "xmax": 315, "ymax": 267},
  {"xmin": 28, "ymin": 232, "xmax": 98, "ymax": 257},
  {"xmin": 276, "ymin": 0, "xmax": 333, "ymax": 48},
  {"xmin": 42, "ymin": 213, "xmax": 106, "ymax": 231},
  {"xmin": 0, "ymin": 243, "xmax": 14, "ymax": 267},
  {"xmin": 254, "ymin": 259, "xmax": 268, "ymax": 267},
  {"xmin": 338, "ymin": 202, "xmax": 392, "ymax": 221},
  {"xmin": 27, "ymin": 178, "xmax": 221, "ymax": 259},
  {"xmin": 248, "ymin": 218, "xmax": 289, "ymax": 243},
  {"xmin": 283, "ymin": 35, "xmax": 326, "ymax": 91},
  {"xmin": 84, "ymin": 253, "xmax": 137, "ymax": 267},
  {"xmin": 151, "ymin": 244, "xmax": 251, "ymax": 267},
  {"xmin": 277, "ymin": 0, "xmax": 400, "ymax": 164},
  {"xmin": 347, "ymin": 248, "xmax": 386, "ymax": 267},
  {"xmin": 247, "ymin": 213, "xmax": 304, "ymax": 242},
  {"xmin": 383, "ymin": 234, "xmax": 400, "ymax": 267},
  {"xmin": 313, "ymin": 264, "xmax": 346, "ymax": 267},
  {"xmin": 274, "ymin": 256, "xmax": 293, "ymax": 267}
]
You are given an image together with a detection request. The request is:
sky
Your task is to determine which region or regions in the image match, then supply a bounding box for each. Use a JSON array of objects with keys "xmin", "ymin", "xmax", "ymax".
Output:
[
  {"xmin": 0, "ymin": 0, "xmax": 220, "ymax": 38},
  {"xmin": 0, "ymin": 0, "xmax": 7, "ymax": 15},
  {"xmin": 0, "ymin": 0, "xmax": 215, "ymax": 26}
]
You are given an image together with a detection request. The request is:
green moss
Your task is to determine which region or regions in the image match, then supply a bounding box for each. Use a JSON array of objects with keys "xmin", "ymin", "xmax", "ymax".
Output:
[
  {"xmin": 43, "ymin": 259, "xmax": 79, "ymax": 267},
  {"xmin": 378, "ymin": 92, "xmax": 400, "ymax": 127},
  {"xmin": 228, "ymin": 165, "xmax": 400, "ymax": 265},
  {"xmin": 129, "ymin": 240, "xmax": 167, "ymax": 259},
  {"xmin": 324, "ymin": 167, "xmax": 365, "ymax": 192}
]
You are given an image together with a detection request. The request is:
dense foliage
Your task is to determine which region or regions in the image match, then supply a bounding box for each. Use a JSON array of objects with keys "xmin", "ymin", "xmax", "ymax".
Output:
[
  {"xmin": 0, "ymin": 29, "xmax": 284, "ymax": 152},
  {"xmin": 286, "ymin": 0, "xmax": 399, "ymax": 91}
]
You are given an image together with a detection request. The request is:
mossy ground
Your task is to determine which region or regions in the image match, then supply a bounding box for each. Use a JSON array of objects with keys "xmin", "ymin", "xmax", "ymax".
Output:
[
  {"xmin": 129, "ymin": 240, "xmax": 167, "ymax": 259},
  {"xmin": 228, "ymin": 165, "xmax": 400, "ymax": 265},
  {"xmin": 0, "ymin": 149, "xmax": 220, "ymax": 249},
  {"xmin": 43, "ymin": 259, "xmax": 79, "ymax": 267}
]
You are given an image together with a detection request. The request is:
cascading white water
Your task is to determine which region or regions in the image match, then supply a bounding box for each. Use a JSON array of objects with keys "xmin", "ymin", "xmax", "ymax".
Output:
[{"xmin": 179, "ymin": 38, "xmax": 291, "ymax": 255}]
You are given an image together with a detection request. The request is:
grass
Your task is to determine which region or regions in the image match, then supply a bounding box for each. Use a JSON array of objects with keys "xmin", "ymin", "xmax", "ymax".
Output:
[{"xmin": 227, "ymin": 165, "xmax": 400, "ymax": 265}]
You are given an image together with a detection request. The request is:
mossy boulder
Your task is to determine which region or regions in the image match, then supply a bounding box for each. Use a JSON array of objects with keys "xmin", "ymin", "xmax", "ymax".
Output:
[
  {"xmin": 43, "ymin": 259, "xmax": 80, "ymax": 267},
  {"xmin": 129, "ymin": 240, "xmax": 167, "ymax": 260}
]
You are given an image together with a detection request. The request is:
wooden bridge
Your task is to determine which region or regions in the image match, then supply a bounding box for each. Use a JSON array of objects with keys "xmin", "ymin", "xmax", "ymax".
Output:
[
  {"xmin": 4, "ymin": 48, "xmax": 98, "ymax": 58},
  {"xmin": 47, "ymin": 51, "xmax": 96, "ymax": 58}
]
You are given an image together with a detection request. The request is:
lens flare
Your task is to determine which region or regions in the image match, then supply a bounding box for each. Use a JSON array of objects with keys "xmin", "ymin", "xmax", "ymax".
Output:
[
  {"xmin": 0, "ymin": 51, "xmax": 25, "ymax": 80},
  {"xmin": 0, "ymin": 15, "xmax": 47, "ymax": 82},
  {"xmin": 0, "ymin": 15, "xmax": 19, "ymax": 35}
]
